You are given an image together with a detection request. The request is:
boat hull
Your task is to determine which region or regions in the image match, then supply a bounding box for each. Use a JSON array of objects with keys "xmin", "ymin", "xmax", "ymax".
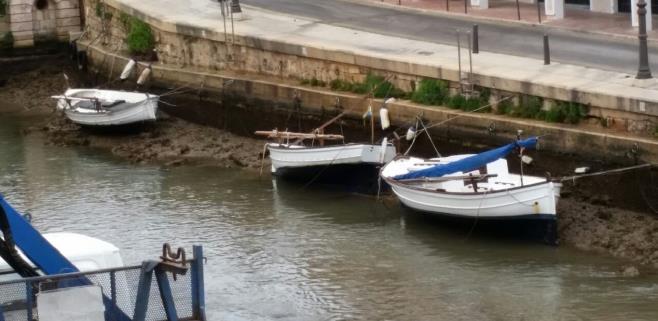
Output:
[
  {"xmin": 268, "ymin": 143, "xmax": 396, "ymax": 193},
  {"xmin": 57, "ymin": 89, "xmax": 158, "ymax": 126},
  {"xmin": 386, "ymin": 178, "xmax": 561, "ymax": 220},
  {"xmin": 400, "ymin": 204, "xmax": 559, "ymax": 244},
  {"xmin": 274, "ymin": 163, "xmax": 386, "ymax": 194}
]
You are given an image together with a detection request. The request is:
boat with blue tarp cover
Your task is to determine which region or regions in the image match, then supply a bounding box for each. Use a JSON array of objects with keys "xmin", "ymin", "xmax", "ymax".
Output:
[{"xmin": 380, "ymin": 138, "xmax": 561, "ymax": 241}]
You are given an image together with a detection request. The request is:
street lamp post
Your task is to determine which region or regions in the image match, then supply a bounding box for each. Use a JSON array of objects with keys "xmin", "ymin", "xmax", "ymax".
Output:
[{"xmin": 636, "ymin": 0, "xmax": 653, "ymax": 79}]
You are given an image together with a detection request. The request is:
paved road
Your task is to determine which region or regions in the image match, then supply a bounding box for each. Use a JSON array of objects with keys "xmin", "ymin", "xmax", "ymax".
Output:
[{"xmin": 242, "ymin": 0, "xmax": 658, "ymax": 74}]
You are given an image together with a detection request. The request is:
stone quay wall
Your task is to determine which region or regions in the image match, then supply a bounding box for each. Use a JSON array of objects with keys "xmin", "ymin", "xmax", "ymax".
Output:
[{"xmin": 79, "ymin": 0, "xmax": 658, "ymax": 163}]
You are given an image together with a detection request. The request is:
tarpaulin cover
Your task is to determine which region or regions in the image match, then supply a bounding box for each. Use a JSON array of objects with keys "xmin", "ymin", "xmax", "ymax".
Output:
[
  {"xmin": 0, "ymin": 194, "xmax": 79, "ymax": 275},
  {"xmin": 394, "ymin": 137, "xmax": 538, "ymax": 180}
]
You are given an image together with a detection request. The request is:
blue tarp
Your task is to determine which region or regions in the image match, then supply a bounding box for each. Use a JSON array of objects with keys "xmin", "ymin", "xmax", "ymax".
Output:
[
  {"xmin": 394, "ymin": 137, "xmax": 538, "ymax": 180},
  {"xmin": 0, "ymin": 194, "xmax": 80, "ymax": 275}
]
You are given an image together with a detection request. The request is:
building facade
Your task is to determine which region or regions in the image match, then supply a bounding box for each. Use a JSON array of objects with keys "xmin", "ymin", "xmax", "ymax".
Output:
[{"xmin": 6, "ymin": 0, "xmax": 82, "ymax": 47}]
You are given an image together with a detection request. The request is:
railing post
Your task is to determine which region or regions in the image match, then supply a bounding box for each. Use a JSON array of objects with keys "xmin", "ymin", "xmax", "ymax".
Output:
[
  {"xmin": 155, "ymin": 269, "xmax": 179, "ymax": 321},
  {"xmin": 543, "ymin": 34, "xmax": 550, "ymax": 65},
  {"xmin": 191, "ymin": 245, "xmax": 207, "ymax": 321},
  {"xmin": 25, "ymin": 281, "xmax": 33, "ymax": 321},
  {"xmin": 133, "ymin": 261, "xmax": 157, "ymax": 321},
  {"xmin": 110, "ymin": 271, "xmax": 117, "ymax": 321}
]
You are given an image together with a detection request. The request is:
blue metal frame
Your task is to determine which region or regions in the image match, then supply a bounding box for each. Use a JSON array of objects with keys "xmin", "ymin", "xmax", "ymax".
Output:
[{"xmin": 191, "ymin": 246, "xmax": 207, "ymax": 321}]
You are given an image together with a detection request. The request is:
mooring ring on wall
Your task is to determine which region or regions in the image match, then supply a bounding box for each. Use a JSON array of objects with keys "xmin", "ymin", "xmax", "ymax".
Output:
[{"xmin": 487, "ymin": 122, "xmax": 496, "ymax": 135}]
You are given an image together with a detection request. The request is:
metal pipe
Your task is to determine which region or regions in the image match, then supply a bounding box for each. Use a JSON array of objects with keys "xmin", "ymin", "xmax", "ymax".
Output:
[
  {"xmin": 467, "ymin": 32, "xmax": 473, "ymax": 89},
  {"xmin": 230, "ymin": 1, "xmax": 235, "ymax": 43},
  {"xmin": 472, "ymin": 24, "xmax": 479, "ymax": 54},
  {"xmin": 544, "ymin": 34, "xmax": 551, "ymax": 65},
  {"xmin": 456, "ymin": 31, "xmax": 462, "ymax": 94}
]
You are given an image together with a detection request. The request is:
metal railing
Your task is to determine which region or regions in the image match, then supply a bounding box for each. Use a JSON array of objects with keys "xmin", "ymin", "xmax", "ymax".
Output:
[{"xmin": 0, "ymin": 246, "xmax": 206, "ymax": 321}]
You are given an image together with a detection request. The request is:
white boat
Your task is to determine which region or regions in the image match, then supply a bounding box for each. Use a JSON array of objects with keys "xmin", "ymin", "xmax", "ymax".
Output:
[
  {"xmin": 54, "ymin": 89, "xmax": 158, "ymax": 126},
  {"xmin": 268, "ymin": 142, "xmax": 397, "ymax": 174},
  {"xmin": 255, "ymin": 118, "xmax": 397, "ymax": 193},
  {"xmin": 267, "ymin": 142, "xmax": 397, "ymax": 193},
  {"xmin": 381, "ymin": 138, "xmax": 561, "ymax": 221}
]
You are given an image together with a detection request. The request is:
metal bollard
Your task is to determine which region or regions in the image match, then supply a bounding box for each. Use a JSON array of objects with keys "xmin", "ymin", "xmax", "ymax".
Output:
[
  {"xmin": 472, "ymin": 25, "xmax": 479, "ymax": 54},
  {"xmin": 543, "ymin": 34, "xmax": 550, "ymax": 65}
]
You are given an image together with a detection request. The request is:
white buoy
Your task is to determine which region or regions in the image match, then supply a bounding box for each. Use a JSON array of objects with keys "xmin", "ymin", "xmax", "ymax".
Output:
[
  {"xmin": 137, "ymin": 65, "xmax": 152, "ymax": 85},
  {"xmin": 379, "ymin": 137, "xmax": 388, "ymax": 163},
  {"xmin": 379, "ymin": 106, "xmax": 390, "ymax": 130},
  {"xmin": 120, "ymin": 59, "xmax": 136, "ymax": 80},
  {"xmin": 521, "ymin": 155, "xmax": 533, "ymax": 165},
  {"xmin": 362, "ymin": 105, "xmax": 372, "ymax": 119},
  {"xmin": 574, "ymin": 167, "xmax": 590, "ymax": 174},
  {"xmin": 406, "ymin": 126, "xmax": 416, "ymax": 141}
]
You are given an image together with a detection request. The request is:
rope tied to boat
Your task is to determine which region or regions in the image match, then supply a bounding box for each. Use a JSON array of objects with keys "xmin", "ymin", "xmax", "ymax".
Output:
[
  {"xmin": 558, "ymin": 164, "xmax": 653, "ymax": 183},
  {"xmin": 400, "ymin": 95, "xmax": 513, "ymax": 154}
]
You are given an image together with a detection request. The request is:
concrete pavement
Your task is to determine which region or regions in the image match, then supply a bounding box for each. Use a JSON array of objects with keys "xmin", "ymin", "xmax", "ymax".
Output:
[{"xmin": 241, "ymin": 0, "xmax": 658, "ymax": 74}]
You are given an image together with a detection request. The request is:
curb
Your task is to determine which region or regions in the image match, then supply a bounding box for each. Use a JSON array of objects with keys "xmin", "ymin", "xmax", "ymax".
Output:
[{"xmin": 338, "ymin": 0, "xmax": 656, "ymax": 45}]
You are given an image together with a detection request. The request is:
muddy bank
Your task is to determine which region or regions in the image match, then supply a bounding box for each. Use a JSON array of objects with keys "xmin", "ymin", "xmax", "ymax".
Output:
[
  {"xmin": 0, "ymin": 55, "xmax": 73, "ymax": 116},
  {"xmin": 559, "ymin": 198, "xmax": 658, "ymax": 268},
  {"xmin": 31, "ymin": 114, "xmax": 269, "ymax": 170},
  {"xmin": 0, "ymin": 56, "xmax": 268, "ymax": 170}
]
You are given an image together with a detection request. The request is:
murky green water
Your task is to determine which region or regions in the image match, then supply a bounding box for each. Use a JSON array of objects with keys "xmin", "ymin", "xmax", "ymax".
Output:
[{"xmin": 1, "ymin": 113, "xmax": 657, "ymax": 321}]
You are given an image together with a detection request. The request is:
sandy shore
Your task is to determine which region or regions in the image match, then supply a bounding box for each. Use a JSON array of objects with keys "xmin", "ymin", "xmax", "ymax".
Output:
[{"xmin": 2, "ymin": 56, "xmax": 657, "ymax": 272}]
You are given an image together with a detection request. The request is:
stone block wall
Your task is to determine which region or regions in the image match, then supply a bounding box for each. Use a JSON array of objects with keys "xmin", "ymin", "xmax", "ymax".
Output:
[{"xmin": 8, "ymin": 0, "xmax": 81, "ymax": 47}]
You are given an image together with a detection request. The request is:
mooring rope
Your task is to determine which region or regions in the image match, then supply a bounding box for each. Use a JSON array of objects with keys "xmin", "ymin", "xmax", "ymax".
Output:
[
  {"xmin": 559, "ymin": 163, "xmax": 653, "ymax": 183},
  {"xmin": 400, "ymin": 96, "xmax": 513, "ymax": 155},
  {"xmin": 465, "ymin": 188, "xmax": 490, "ymax": 241}
]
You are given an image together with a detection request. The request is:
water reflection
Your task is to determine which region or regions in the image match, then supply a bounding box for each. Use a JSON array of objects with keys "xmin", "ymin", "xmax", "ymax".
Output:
[{"xmin": 0, "ymin": 114, "xmax": 657, "ymax": 321}]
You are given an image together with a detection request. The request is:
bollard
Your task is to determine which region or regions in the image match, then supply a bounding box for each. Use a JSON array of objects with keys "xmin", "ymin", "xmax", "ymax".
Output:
[
  {"xmin": 472, "ymin": 25, "xmax": 479, "ymax": 54},
  {"xmin": 544, "ymin": 34, "xmax": 551, "ymax": 65}
]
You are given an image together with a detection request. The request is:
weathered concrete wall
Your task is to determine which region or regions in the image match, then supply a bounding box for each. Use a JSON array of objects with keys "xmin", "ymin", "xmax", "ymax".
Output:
[
  {"xmin": 9, "ymin": 0, "xmax": 81, "ymax": 47},
  {"xmin": 81, "ymin": 42, "xmax": 658, "ymax": 164}
]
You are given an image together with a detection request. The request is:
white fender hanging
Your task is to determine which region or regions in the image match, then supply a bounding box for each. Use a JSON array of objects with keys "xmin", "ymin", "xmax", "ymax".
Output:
[
  {"xmin": 137, "ymin": 65, "xmax": 152, "ymax": 85},
  {"xmin": 120, "ymin": 59, "xmax": 136, "ymax": 80},
  {"xmin": 363, "ymin": 104, "xmax": 372, "ymax": 119},
  {"xmin": 379, "ymin": 106, "xmax": 390, "ymax": 130},
  {"xmin": 406, "ymin": 126, "xmax": 416, "ymax": 141},
  {"xmin": 379, "ymin": 137, "xmax": 388, "ymax": 164}
]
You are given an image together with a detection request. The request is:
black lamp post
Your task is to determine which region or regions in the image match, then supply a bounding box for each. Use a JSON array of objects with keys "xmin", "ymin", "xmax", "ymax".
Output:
[{"xmin": 636, "ymin": 0, "xmax": 653, "ymax": 79}]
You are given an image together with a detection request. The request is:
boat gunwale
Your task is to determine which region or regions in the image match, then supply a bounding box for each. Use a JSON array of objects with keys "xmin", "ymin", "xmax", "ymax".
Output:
[
  {"xmin": 267, "ymin": 142, "xmax": 393, "ymax": 151},
  {"xmin": 382, "ymin": 174, "xmax": 559, "ymax": 197}
]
